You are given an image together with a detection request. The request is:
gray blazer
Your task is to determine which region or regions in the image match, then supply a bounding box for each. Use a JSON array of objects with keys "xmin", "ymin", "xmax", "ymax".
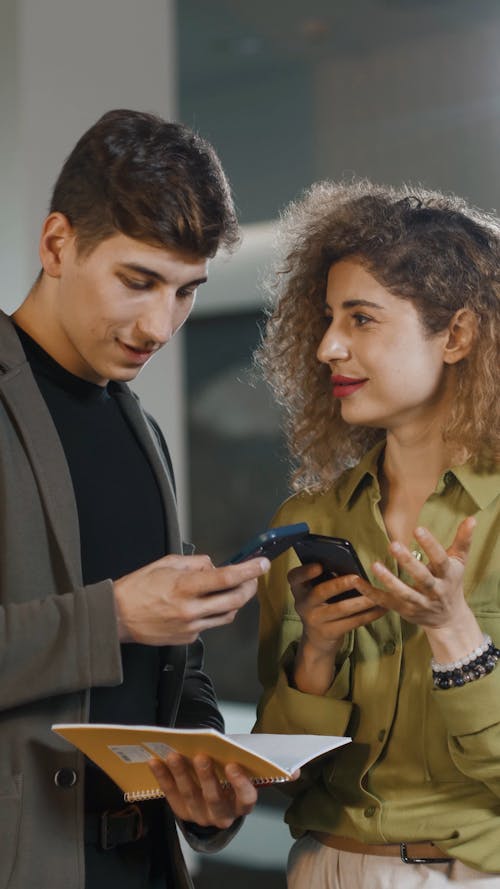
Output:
[{"xmin": 0, "ymin": 312, "xmax": 226, "ymax": 889}]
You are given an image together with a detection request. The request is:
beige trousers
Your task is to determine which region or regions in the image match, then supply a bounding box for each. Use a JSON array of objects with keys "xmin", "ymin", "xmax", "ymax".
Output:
[{"xmin": 287, "ymin": 834, "xmax": 500, "ymax": 889}]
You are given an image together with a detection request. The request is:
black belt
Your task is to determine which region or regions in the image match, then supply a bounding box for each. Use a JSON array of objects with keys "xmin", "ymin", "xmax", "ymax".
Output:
[{"xmin": 85, "ymin": 804, "xmax": 149, "ymax": 850}]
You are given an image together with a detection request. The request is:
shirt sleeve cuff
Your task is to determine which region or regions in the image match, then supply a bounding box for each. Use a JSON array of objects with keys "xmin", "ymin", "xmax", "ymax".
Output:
[
  {"xmin": 433, "ymin": 664, "xmax": 500, "ymax": 736},
  {"xmin": 266, "ymin": 643, "xmax": 353, "ymax": 736}
]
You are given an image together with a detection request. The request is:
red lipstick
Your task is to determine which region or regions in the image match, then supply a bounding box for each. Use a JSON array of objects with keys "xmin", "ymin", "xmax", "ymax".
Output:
[{"xmin": 331, "ymin": 375, "xmax": 368, "ymax": 398}]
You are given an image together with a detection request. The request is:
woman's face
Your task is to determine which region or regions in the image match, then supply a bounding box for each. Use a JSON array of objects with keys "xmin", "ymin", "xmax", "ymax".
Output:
[{"xmin": 316, "ymin": 258, "xmax": 454, "ymax": 434}]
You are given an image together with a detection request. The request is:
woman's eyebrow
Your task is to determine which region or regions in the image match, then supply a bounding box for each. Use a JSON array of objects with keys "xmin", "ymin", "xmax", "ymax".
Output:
[{"xmin": 341, "ymin": 299, "xmax": 385, "ymax": 310}]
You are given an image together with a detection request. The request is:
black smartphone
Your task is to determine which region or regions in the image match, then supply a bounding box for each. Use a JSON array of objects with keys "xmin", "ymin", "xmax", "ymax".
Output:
[
  {"xmin": 223, "ymin": 522, "xmax": 310, "ymax": 565},
  {"xmin": 293, "ymin": 533, "xmax": 368, "ymax": 603}
]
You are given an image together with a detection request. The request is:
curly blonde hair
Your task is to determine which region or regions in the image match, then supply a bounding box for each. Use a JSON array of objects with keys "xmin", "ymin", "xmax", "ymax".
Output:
[{"xmin": 255, "ymin": 179, "xmax": 500, "ymax": 492}]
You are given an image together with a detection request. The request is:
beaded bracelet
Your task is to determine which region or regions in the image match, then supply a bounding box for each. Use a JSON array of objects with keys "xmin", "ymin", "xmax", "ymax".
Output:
[{"xmin": 431, "ymin": 634, "xmax": 500, "ymax": 689}]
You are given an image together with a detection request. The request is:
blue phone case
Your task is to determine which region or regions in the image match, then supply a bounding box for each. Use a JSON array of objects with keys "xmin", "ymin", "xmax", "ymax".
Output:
[{"xmin": 224, "ymin": 522, "xmax": 310, "ymax": 564}]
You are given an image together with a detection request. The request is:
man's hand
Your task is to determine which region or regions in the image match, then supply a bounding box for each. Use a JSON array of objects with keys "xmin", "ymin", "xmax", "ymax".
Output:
[
  {"xmin": 148, "ymin": 753, "xmax": 258, "ymax": 830},
  {"xmin": 114, "ymin": 554, "xmax": 270, "ymax": 645}
]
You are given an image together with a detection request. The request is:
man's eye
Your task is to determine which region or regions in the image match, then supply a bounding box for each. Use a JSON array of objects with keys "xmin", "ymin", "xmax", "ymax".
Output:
[
  {"xmin": 121, "ymin": 276, "xmax": 151, "ymax": 291},
  {"xmin": 178, "ymin": 288, "xmax": 196, "ymax": 299}
]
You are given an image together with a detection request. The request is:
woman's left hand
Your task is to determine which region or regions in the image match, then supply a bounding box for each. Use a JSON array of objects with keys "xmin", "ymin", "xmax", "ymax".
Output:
[{"xmin": 354, "ymin": 517, "xmax": 482, "ymax": 653}]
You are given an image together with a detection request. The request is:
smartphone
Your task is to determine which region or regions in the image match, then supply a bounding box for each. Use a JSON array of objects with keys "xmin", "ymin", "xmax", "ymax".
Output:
[
  {"xmin": 223, "ymin": 522, "xmax": 310, "ymax": 565},
  {"xmin": 293, "ymin": 533, "xmax": 368, "ymax": 603}
]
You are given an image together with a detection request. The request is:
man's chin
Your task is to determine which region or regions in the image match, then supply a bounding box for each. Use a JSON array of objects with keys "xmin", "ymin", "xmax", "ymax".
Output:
[{"xmin": 115, "ymin": 369, "xmax": 142, "ymax": 383}]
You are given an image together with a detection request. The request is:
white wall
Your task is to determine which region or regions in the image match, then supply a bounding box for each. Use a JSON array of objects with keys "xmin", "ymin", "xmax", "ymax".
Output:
[
  {"xmin": 0, "ymin": 0, "xmax": 22, "ymax": 305},
  {"xmin": 192, "ymin": 220, "xmax": 277, "ymax": 317},
  {"xmin": 0, "ymin": 0, "xmax": 189, "ymax": 532}
]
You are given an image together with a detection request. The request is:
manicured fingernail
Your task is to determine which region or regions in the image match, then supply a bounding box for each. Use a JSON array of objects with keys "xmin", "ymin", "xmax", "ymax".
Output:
[{"xmin": 260, "ymin": 558, "xmax": 271, "ymax": 571}]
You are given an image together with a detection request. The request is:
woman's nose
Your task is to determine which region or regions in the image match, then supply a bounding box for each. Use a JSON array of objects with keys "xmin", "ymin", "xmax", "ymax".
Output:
[{"xmin": 316, "ymin": 323, "xmax": 350, "ymax": 364}]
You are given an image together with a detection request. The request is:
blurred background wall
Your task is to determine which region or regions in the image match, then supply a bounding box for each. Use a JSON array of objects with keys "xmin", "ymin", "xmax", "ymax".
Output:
[{"xmin": 2, "ymin": 1, "xmax": 500, "ymax": 886}]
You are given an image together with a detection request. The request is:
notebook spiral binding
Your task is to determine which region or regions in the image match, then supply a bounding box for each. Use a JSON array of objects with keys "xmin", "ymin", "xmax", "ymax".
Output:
[
  {"xmin": 125, "ymin": 788, "xmax": 166, "ymax": 802},
  {"xmin": 124, "ymin": 775, "xmax": 289, "ymax": 801},
  {"xmin": 220, "ymin": 776, "xmax": 288, "ymax": 789}
]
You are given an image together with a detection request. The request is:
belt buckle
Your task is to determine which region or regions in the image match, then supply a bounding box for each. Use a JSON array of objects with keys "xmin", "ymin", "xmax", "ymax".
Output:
[
  {"xmin": 100, "ymin": 805, "xmax": 143, "ymax": 851},
  {"xmin": 400, "ymin": 843, "xmax": 450, "ymax": 865}
]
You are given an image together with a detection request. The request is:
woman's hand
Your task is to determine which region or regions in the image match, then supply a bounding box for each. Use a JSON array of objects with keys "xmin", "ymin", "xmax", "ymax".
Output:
[
  {"xmin": 356, "ymin": 516, "xmax": 483, "ymax": 662},
  {"xmin": 290, "ymin": 562, "xmax": 386, "ymax": 652},
  {"xmin": 288, "ymin": 562, "xmax": 386, "ymax": 694}
]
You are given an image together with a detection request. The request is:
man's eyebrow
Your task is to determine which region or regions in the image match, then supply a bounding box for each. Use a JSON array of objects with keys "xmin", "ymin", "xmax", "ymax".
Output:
[
  {"xmin": 119, "ymin": 263, "xmax": 166, "ymax": 282},
  {"xmin": 119, "ymin": 263, "xmax": 208, "ymax": 287}
]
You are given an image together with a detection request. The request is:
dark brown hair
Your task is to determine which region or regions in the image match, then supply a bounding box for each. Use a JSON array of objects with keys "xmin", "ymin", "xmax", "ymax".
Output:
[
  {"xmin": 49, "ymin": 109, "xmax": 239, "ymax": 258},
  {"xmin": 256, "ymin": 179, "xmax": 500, "ymax": 491}
]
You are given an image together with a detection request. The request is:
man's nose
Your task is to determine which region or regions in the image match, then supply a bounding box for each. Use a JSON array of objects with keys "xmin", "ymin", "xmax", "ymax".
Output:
[
  {"xmin": 136, "ymin": 296, "xmax": 175, "ymax": 345},
  {"xmin": 316, "ymin": 323, "xmax": 350, "ymax": 364}
]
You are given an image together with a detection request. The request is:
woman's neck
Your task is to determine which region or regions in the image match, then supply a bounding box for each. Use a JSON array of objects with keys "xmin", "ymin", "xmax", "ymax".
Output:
[
  {"xmin": 379, "ymin": 423, "xmax": 454, "ymax": 544},
  {"xmin": 383, "ymin": 438, "xmax": 451, "ymax": 494}
]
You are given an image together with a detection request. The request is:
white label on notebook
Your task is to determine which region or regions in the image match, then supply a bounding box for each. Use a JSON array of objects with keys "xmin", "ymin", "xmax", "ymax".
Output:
[
  {"xmin": 108, "ymin": 744, "xmax": 153, "ymax": 763},
  {"xmin": 144, "ymin": 742, "xmax": 175, "ymax": 758}
]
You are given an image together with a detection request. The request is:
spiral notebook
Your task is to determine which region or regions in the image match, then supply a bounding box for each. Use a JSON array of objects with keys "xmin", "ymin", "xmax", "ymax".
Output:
[{"xmin": 52, "ymin": 723, "xmax": 351, "ymax": 801}]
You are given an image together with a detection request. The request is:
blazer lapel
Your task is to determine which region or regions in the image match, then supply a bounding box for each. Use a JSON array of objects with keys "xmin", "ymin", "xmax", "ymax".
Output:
[
  {"xmin": 113, "ymin": 386, "xmax": 183, "ymax": 555},
  {"xmin": 0, "ymin": 312, "xmax": 182, "ymax": 590},
  {"xmin": 0, "ymin": 312, "xmax": 82, "ymax": 587}
]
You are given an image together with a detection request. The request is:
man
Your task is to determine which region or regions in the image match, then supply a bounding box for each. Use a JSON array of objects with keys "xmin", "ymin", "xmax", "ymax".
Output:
[{"xmin": 0, "ymin": 109, "xmax": 269, "ymax": 889}]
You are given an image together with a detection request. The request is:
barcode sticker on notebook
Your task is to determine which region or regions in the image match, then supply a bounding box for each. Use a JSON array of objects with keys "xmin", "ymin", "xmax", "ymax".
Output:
[
  {"xmin": 109, "ymin": 745, "xmax": 153, "ymax": 763},
  {"xmin": 144, "ymin": 742, "xmax": 175, "ymax": 758}
]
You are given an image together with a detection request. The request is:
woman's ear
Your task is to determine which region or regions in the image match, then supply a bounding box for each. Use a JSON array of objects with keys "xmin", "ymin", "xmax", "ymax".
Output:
[
  {"xmin": 443, "ymin": 308, "xmax": 477, "ymax": 365},
  {"xmin": 39, "ymin": 212, "xmax": 75, "ymax": 278}
]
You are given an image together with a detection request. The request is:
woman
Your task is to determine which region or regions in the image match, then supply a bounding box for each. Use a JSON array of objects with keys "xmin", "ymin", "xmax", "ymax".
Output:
[{"xmin": 254, "ymin": 180, "xmax": 500, "ymax": 888}]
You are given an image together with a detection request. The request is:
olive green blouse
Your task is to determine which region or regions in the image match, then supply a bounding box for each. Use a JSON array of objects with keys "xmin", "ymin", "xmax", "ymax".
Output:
[{"xmin": 255, "ymin": 442, "xmax": 500, "ymax": 873}]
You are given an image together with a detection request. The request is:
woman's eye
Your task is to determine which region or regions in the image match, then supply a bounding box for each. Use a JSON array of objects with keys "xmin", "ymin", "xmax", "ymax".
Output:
[{"xmin": 353, "ymin": 313, "xmax": 372, "ymax": 326}]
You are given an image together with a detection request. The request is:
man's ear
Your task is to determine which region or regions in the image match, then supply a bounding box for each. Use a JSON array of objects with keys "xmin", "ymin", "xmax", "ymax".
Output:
[
  {"xmin": 39, "ymin": 212, "xmax": 75, "ymax": 278},
  {"xmin": 443, "ymin": 308, "xmax": 477, "ymax": 365}
]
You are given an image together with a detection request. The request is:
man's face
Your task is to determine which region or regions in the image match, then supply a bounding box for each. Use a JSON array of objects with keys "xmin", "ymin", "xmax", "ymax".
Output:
[{"xmin": 44, "ymin": 232, "xmax": 208, "ymax": 385}]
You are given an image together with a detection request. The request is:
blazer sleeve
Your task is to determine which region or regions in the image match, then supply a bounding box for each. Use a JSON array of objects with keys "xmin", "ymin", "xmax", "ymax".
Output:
[
  {"xmin": 0, "ymin": 580, "xmax": 123, "ymax": 713},
  {"xmin": 174, "ymin": 638, "xmax": 225, "ymax": 733}
]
